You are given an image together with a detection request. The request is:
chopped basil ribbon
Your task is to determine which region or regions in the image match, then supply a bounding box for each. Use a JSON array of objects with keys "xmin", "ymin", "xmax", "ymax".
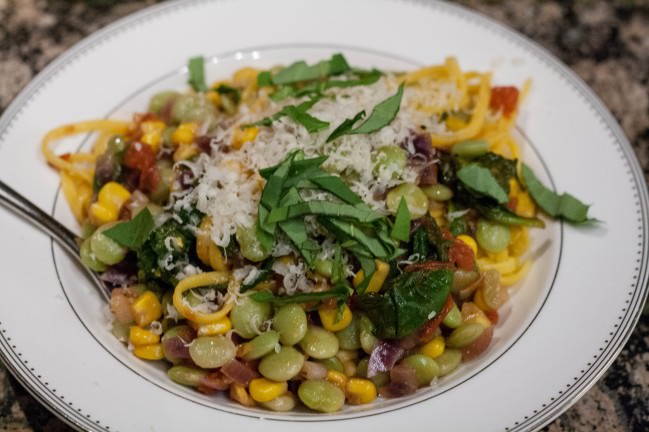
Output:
[
  {"xmin": 521, "ymin": 164, "xmax": 593, "ymax": 223},
  {"xmin": 187, "ymin": 56, "xmax": 208, "ymax": 92},
  {"xmin": 457, "ymin": 164, "xmax": 509, "ymax": 204},
  {"xmin": 103, "ymin": 208, "xmax": 155, "ymax": 249}
]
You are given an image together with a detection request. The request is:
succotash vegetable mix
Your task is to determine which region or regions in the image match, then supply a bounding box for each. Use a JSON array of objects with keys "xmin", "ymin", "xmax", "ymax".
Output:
[{"xmin": 43, "ymin": 54, "xmax": 592, "ymax": 413}]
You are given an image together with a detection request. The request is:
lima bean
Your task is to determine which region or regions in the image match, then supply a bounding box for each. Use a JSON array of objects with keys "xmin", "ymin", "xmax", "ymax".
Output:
[
  {"xmin": 386, "ymin": 183, "xmax": 429, "ymax": 219},
  {"xmin": 318, "ymin": 356, "xmax": 344, "ymax": 373},
  {"xmin": 373, "ymin": 145, "xmax": 407, "ymax": 179},
  {"xmin": 90, "ymin": 227, "xmax": 127, "ymax": 265},
  {"xmin": 259, "ymin": 346, "xmax": 305, "ymax": 381},
  {"xmin": 446, "ymin": 323, "xmax": 486, "ymax": 348},
  {"xmin": 451, "ymin": 139, "xmax": 490, "ymax": 158},
  {"xmin": 188, "ymin": 336, "xmax": 236, "ymax": 369},
  {"xmin": 436, "ymin": 349, "xmax": 462, "ymax": 376},
  {"xmin": 236, "ymin": 225, "xmax": 271, "ymax": 262},
  {"xmin": 230, "ymin": 296, "xmax": 272, "ymax": 338},
  {"xmin": 476, "ymin": 219, "xmax": 511, "ymax": 253},
  {"xmin": 80, "ymin": 237, "xmax": 106, "ymax": 272},
  {"xmin": 171, "ymin": 93, "xmax": 217, "ymax": 124},
  {"xmin": 168, "ymin": 365, "xmax": 207, "ymax": 387},
  {"xmin": 260, "ymin": 393, "xmax": 296, "ymax": 412},
  {"xmin": 148, "ymin": 91, "xmax": 179, "ymax": 115},
  {"xmin": 359, "ymin": 314, "xmax": 378, "ymax": 354},
  {"xmin": 272, "ymin": 304, "xmax": 307, "ymax": 346},
  {"xmin": 442, "ymin": 303, "xmax": 462, "ymax": 329},
  {"xmin": 335, "ymin": 314, "xmax": 361, "ymax": 350},
  {"xmin": 422, "ymin": 184, "xmax": 454, "ymax": 202},
  {"xmin": 401, "ymin": 354, "xmax": 439, "ymax": 386},
  {"xmin": 298, "ymin": 380, "xmax": 345, "ymax": 413},
  {"xmin": 241, "ymin": 330, "xmax": 280, "ymax": 360},
  {"xmin": 299, "ymin": 326, "xmax": 339, "ymax": 359}
]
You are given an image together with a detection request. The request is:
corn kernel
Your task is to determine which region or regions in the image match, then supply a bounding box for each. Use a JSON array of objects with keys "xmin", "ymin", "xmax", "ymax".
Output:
[
  {"xmin": 326, "ymin": 370, "xmax": 349, "ymax": 390},
  {"xmin": 318, "ymin": 303, "xmax": 353, "ymax": 332},
  {"xmin": 98, "ymin": 182, "xmax": 131, "ymax": 212},
  {"xmin": 456, "ymin": 235, "xmax": 478, "ymax": 256},
  {"xmin": 140, "ymin": 120, "xmax": 166, "ymax": 152},
  {"xmin": 131, "ymin": 291, "xmax": 162, "ymax": 328},
  {"xmin": 129, "ymin": 326, "xmax": 160, "ymax": 347},
  {"xmin": 446, "ymin": 116, "xmax": 467, "ymax": 131},
  {"xmin": 231, "ymin": 127, "xmax": 258, "ymax": 150},
  {"xmin": 172, "ymin": 122, "xmax": 198, "ymax": 146},
  {"xmin": 249, "ymin": 378, "xmax": 288, "ymax": 403},
  {"xmin": 173, "ymin": 144, "xmax": 198, "ymax": 162},
  {"xmin": 420, "ymin": 335, "xmax": 445, "ymax": 359},
  {"xmin": 206, "ymin": 91, "xmax": 220, "ymax": 107},
  {"xmin": 516, "ymin": 192, "xmax": 536, "ymax": 218},
  {"xmin": 233, "ymin": 67, "xmax": 258, "ymax": 86},
  {"xmin": 230, "ymin": 383, "xmax": 256, "ymax": 407},
  {"xmin": 353, "ymin": 260, "xmax": 389, "ymax": 293},
  {"xmin": 89, "ymin": 202, "xmax": 118, "ymax": 225},
  {"xmin": 192, "ymin": 316, "xmax": 232, "ymax": 336},
  {"xmin": 345, "ymin": 378, "xmax": 377, "ymax": 405},
  {"xmin": 133, "ymin": 344, "xmax": 164, "ymax": 360}
]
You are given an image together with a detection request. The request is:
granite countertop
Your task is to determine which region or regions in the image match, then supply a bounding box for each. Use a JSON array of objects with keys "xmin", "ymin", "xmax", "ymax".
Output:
[{"xmin": 1, "ymin": 0, "xmax": 648, "ymax": 430}]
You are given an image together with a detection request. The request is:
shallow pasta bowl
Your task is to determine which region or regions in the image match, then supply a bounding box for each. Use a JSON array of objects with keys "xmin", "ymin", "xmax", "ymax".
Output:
[{"xmin": 0, "ymin": 1, "xmax": 646, "ymax": 431}]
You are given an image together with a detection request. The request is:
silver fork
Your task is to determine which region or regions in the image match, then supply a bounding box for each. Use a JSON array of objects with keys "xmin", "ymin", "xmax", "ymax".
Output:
[{"xmin": 0, "ymin": 179, "xmax": 111, "ymax": 302}]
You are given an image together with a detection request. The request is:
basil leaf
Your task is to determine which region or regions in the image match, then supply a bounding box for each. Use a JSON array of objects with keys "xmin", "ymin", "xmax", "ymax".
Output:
[
  {"xmin": 521, "ymin": 164, "xmax": 592, "ymax": 223},
  {"xmin": 187, "ymin": 56, "xmax": 208, "ymax": 92},
  {"xmin": 326, "ymin": 111, "xmax": 365, "ymax": 143},
  {"xmin": 257, "ymin": 71, "xmax": 273, "ymax": 87},
  {"xmin": 272, "ymin": 53, "xmax": 350, "ymax": 85},
  {"xmin": 355, "ymin": 256, "xmax": 376, "ymax": 295},
  {"xmin": 310, "ymin": 176, "xmax": 363, "ymax": 205},
  {"xmin": 318, "ymin": 217, "xmax": 390, "ymax": 260},
  {"xmin": 215, "ymin": 84, "xmax": 240, "ymax": 103},
  {"xmin": 325, "ymin": 69, "xmax": 382, "ymax": 89},
  {"xmin": 267, "ymin": 201, "xmax": 383, "ymax": 224},
  {"xmin": 357, "ymin": 270, "xmax": 452, "ymax": 338},
  {"xmin": 351, "ymin": 84, "xmax": 404, "ymax": 134},
  {"xmin": 103, "ymin": 208, "xmax": 155, "ymax": 249},
  {"xmin": 279, "ymin": 218, "xmax": 319, "ymax": 265},
  {"xmin": 251, "ymin": 284, "xmax": 349, "ymax": 305},
  {"xmin": 269, "ymin": 86, "xmax": 296, "ymax": 102},
  {"xmin": 283, "ymin": 105, "xmax": 329, "ymax": 133},
  {"xmin": 457, "ymin": 164, "xmax": 509, "ymax": 204},
  {"xmin": 391, "ymin": 197, "xmax": 411, "ymax": 242},
  {"xmin": 473, "ymin": 152, "xmax": 517, "ymax": 194}
]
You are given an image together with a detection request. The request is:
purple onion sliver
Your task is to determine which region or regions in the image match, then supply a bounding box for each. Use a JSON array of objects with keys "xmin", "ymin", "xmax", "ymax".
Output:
[{"xmin": 367, "ymin": 341, "xmax": 404, "ymax": 378}]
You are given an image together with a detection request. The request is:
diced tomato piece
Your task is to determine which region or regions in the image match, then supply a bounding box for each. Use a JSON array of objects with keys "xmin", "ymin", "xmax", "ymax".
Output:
[
  {"xmin": 448, "ymin": 239, "xmax": 475, "ymax": 271},
  {"xmin": 418, "ymin": 294, "xmax": 454, "ymax": 341},
  {"xmin": 490, "ymin": 86, "xmax": 519, "ymax": 118},
  {"xmin": 123, "ymin": 142, "xmax": 160, "ymax": 192}
]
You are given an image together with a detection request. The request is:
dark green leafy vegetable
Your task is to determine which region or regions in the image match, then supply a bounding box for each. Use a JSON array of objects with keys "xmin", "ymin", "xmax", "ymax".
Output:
[
  {"xmin": 103, "ymin": 208, "xmax": 155, "ymax": 249},
  {"xmin": 356, "ymin": 270, "xmax": 452, "ymax": 338},
  {"xmin": 137, "ymin": 216, "xmax": 197, "ymax": 287},
  {"xmin": 521, "ymin": 164, "xmax": 592, "ymax": 223},
  {"xmin": 457, "ymin": 164, "xmax": 509, "ymax": 204},
  {"xmin": 267, "ymin": 202, "xmax": 382, "ymax": 225},
  {"xmin": 188, "ymin": 56, "xmax": 208, "ymax": 92},
  {"xmin": 475, "ymin": 203, "xmax": 545, "ymax": 228},
  {"xmin": 251, "ymin": 284, "xmax": 350, "ymax": 305},
  {"xmin": 473, "ymin": 152, "xmax": 517, "ymax": 193},
  {"xmin": 391, "ymin": 197, "xmax": 411, "ymax": 242},
  {"xmin": 411, "ymin": 227, "xmax": 430, "ymax": 260}
]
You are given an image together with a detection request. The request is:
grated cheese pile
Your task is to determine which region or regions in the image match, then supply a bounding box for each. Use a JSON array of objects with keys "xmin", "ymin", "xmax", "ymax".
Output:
[{"xmin": 173, "ymin": 74, "xmax": 456, "ymax": 251}]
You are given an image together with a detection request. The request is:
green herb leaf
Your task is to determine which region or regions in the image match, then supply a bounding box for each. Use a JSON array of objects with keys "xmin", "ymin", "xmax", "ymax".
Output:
[
  {"xmin": 251, "ymin": 284, "xmax": 350, "ymax": 305},
  {"xmin": 391, "ymin": 197, "xmax": 411, "ymax": 242},
  {"xmin": 188, "ymin": 56, "xmax": 208, "ymax": 92},
  {"xmin": 272, "ymin": 53, "xmax": 350, "ymax": 85},
  {"xmin": 103, "ymin": 208, "xmax": 155, "ymax": 249},
  {"xmin": 267, "ymin": 201, "xmax": 382, "ymax": 224},
  {"xmin": 215, "ymin": 84, "xmax": 240, "ymax": 103},
  {"xmin": 356, "ymin": 270, "xmax": 452, "ymax": 338},
  {"xmin": 326, "ymin": 69, "xmax": 382, "ymax": 89},
  {"xmin": 521, "ymin": 164, "xmax": 592, "ymax": 223},
  {"xmin": 473, "ymin": 152, "xmax": 517, "ymax": 194},
  {"xmin": 457, "ymin": 164, "xmax": 509, "ymax": 204},
  {"xmin": 278, "ymin": 218, "xmax": 319, "ymax": 265},
  {"xmin": 326, "ymin": 111, "xmax": 365, "ymax": 143},
  {"xmin": 283, "ymin": 105, "xmax": 330, "ymax": 133},
  {"xmin": 351, "ymin": 84, "xmax": 404, "ymax": 134},
  {"xmin": 257, "ymin": 71, "xmax": 273, "ymax": 87},
  {"xmin": 310, "ymin": 175, "xmax": 363, "ymax": 204}
]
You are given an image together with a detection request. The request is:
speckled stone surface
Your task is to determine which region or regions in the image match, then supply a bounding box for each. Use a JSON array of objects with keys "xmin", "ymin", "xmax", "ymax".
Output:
[{"xmin": 0, "ymin": 0, "xmax": 648, "ymax": 431}]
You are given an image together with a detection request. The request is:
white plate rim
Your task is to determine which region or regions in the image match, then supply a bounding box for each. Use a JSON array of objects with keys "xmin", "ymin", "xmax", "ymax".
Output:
[{"xmin": 0, "ymin": 1, "xmax": 646, "ymax": 431}]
